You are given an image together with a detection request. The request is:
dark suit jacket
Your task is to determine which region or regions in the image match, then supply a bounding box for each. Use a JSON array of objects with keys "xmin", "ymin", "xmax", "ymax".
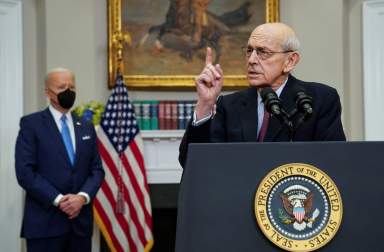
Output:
[
  {"xmin": 15, "ymin": 108, "xmax": 105, "ymax": 239},
  {"xmin": 179, "ymin": 75, "xmax": 346, "ymax": 167}
]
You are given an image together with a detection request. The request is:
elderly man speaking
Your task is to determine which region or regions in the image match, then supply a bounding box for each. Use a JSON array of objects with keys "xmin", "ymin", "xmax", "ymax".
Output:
[{"xmin": 179, "ymin": 22, "xmax": 345, "ymax": 167}]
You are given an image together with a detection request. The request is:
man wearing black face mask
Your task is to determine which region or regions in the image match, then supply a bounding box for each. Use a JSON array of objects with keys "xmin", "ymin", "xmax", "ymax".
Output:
[{"xmin": 15, "ymin": 68, "xmax": 105, "ymax": 252}]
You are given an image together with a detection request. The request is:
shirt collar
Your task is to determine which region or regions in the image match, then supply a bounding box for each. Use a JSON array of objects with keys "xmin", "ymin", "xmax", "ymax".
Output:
[
  {"xmin": 275, "ymin": 78, "xmax": 288, "ymax": 97},
  {"xmin": 49, "ymin": 105, "xmax": 72, "ymax": 122}
]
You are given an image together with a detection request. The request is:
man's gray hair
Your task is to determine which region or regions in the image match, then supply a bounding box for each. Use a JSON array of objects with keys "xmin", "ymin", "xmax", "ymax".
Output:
[
  {"xmin": 282, "ymin": 35, "xmax": 300, "ymax": 52},
  {"xmin": 45, "ymin": 67, "xmax": 76, "ymax": 86}
]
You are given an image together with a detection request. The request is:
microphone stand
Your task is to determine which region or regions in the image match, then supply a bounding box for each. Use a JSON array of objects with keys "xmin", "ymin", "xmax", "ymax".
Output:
[
  {"xmin": 286, "ymin": 109, "xmax": 312, "ymax": 141},
  {"xmin": 261, "ymin": 87, "xmax": 312, "ymax": 141},
  {"xmin": 274, "ymin": 108, "xmax": 295, "ymax": 141}
]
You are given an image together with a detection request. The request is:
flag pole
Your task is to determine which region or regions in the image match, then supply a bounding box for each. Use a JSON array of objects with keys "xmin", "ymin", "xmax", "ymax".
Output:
[
  {"xmin": 112, "ymin": 20, "xmax": 130, "ymax": 214},
  {"xmin": 115, "ymin": 74, "xmax": 125, "ymax": 214}
]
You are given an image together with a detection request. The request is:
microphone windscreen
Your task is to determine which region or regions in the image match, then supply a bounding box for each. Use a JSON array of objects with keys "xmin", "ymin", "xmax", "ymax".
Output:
[
  {"xmin": 293, "ymin": 87, "xmax": 306, "ymax": 98},
  {"xmin": 260, "ymin": 87, "xmax": 275, "ymax": 102}
]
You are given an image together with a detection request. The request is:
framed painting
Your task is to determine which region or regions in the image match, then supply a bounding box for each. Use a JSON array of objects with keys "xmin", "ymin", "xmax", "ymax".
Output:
[{"xmin": 108, "ymin": 0, "xmax": 280, "ymax": 89}]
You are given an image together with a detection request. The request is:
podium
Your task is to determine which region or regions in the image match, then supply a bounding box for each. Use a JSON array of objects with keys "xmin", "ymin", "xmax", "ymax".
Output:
[{"xmin": 175, "ymin": 142, "xmax": 384, "ymax": 251}]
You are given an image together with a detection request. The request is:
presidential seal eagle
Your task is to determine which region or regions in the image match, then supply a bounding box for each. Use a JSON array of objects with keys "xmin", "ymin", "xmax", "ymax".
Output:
[{"xmin": 279, "ymin": 185, "xmax": 320, "ymax": 231}]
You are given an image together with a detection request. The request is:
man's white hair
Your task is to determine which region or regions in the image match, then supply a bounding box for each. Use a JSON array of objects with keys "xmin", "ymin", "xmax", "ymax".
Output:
[
  {"xmin": 282, "ymin": 35, "xmax": 300, "ymax": 52},
  {"xmin": 45, "ymin": 67, "xmax": 76, "ymax": 86}
]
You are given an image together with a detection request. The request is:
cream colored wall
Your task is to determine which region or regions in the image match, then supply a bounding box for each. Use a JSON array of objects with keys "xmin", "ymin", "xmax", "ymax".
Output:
[
  {"xmin": 281, "ymin": 0, "xmax": 345, "ymax": 93},
  {"xmin": 344, "ymin": 0, "xmax": 365, "ymax": 140},
  {"xmin": 23, "ymin": 0, "xmax": 46, "ymax": 113},
  {"xmin": 23, "ymin": 0, "xmax": 109, "ymax": 112},
  {"xmin": 22, "ymin": 0, "xmax": 366, "ymax": 140},
  {"xmin": 280, "ymin": 0, "xmax": 365, "ymax": 140},
  {"xmin": 45, "ymin": 0, "xmax": 109, "ymax": 105}
]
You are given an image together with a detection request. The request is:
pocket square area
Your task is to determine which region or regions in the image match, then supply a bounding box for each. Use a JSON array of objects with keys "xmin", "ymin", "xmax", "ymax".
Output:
[{"xmin": 82, "ymin": 135, "xmax": 91, "ymax": 140}]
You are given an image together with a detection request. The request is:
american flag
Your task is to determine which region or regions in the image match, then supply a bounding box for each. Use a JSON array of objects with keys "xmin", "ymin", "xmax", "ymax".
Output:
[{"xmin": 94, "ymin": 74, "xmax": 153, "ymax": 252}]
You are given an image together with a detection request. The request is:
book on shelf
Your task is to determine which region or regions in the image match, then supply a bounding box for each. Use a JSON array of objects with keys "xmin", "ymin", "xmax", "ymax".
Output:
[
  {"xmin": 164, "ymin": 101, "xmax": 172, "ymax": 130},
  {"xmin": 132, "ymin": 101, "xmax": 142, "ymax": 129},
  {"xmin": 142, "ymin": 101, "xmax": 151, "ymax": 130},
  {"xmin": 178, "ymin": 101, "xmax": 185, "ymax": 130},
  {"xmin": 150, "ymin": 101, "xmax": 159, "ymax": 130},
  {"xmin": 171, "ymin": 101, "xmax": 178, "ymax": 130}
]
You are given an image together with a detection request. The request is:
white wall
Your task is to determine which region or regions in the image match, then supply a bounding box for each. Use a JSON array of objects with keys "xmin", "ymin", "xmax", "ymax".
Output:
[
  {"xmin": 44, "ymin": 0, "xmax": 109, "ymax": 106},
  {"xmin": 0, "ymin": 0, "xmax": 24, "ymax": 251},
  {"xmin": 280, "ymin": 0, "xmax": 366, "ymax": 140},
  {"xmin": 22, "ymin": 0, "xmax": 46, "ymax": 114},
  {"xmin": 23, "ymin": 0, "xmax": 111, "ymax": 112},
  {"xmin": 281, "ymin": 0, "xmax": 345, "ymax": 94}
]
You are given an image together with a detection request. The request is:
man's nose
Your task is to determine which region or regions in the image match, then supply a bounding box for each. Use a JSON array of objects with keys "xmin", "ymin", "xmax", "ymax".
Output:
[
  {"xmin": 65, "ymin": 83, "xmax": 76, "ymax": 90},
  {"xmin": 248, "ymin": 50, "xmax": 259, "ymax": 64}
]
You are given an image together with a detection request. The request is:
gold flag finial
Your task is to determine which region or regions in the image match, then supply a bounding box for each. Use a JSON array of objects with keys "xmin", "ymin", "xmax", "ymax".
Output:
[{"xmin": 112, "ymin": 31, "xmax": 132, "ymax": 66}]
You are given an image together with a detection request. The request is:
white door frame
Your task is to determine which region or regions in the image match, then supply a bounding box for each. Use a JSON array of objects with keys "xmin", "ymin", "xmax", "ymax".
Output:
[
  {"xmin": 363, "ymin": 0, "xmax": 384, "ymax": 140},
  {"xmin": 0, "ymin": 0, "xmax": 23, "ymax": 251}
]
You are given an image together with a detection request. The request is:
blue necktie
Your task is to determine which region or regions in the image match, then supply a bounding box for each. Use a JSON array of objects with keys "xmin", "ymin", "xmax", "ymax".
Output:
[{"xmin": 60, "ymin": 115, "xmax": 75, "ymax": 166}]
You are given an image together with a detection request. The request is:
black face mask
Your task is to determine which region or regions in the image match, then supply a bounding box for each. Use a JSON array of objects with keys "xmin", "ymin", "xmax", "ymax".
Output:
[{"xmin": 55, "ymin": 88, "xmax": 76, "ymax": 109}]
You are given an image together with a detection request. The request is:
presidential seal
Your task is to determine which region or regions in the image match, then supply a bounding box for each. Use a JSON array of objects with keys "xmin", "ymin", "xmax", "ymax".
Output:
[{"xmin": 254, "ymin": 163, "xmax": 342, "ymax": 251}]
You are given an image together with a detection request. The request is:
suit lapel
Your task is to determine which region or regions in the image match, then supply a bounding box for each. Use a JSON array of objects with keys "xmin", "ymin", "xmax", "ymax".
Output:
[
  {"xmin": 280, "ymin": 75, "xmax": 299, "ymax": 116},
  {"xmin": 238, "ymin": 87, "xmax": 259, "ymax": 141},
  {"xmin": 265, "ymin": 75, "xmax": 299, "ymax": 141},
  {"xmin": 72, "ymin": 113, "xmax": 83, "ymax": 167},
  {"xmin": 42, "ymin": 108, "xmax": 72, "ymax": 166}
]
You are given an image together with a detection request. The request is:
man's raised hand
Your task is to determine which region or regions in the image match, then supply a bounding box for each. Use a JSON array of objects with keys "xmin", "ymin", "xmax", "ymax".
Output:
[{"xmin": 195, "ymin": 47, "xmax": 223, "ymax": 120}]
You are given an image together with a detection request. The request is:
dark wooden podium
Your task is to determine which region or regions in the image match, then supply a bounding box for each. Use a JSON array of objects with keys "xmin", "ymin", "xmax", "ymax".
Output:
[{"xmin": 175, "ymin": 142, "xmax": 384, "ymax": 251}]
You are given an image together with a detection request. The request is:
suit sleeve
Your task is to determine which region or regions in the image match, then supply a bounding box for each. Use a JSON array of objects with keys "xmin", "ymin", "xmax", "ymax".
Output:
[
  {"xmin": 178, "ymin": 118, "xmax": 211, "ymax": 168},
  {"xmin": 79, "ymin": 125, "xmax": 105, "ymax": 200},
  {"xmin": 15, "ymin": 117, "xmax": 61, "ymax": 208},
  {"xmin": 178, "ymin": 96, "xmax": 226, "ymax": 168},
  {"xmin": 210, "ymin": 96, "xmax": 226, "ymax": 143},
  {"xmin": 314, "ymin": 89, "xmax": 346, "ymax": 141}
]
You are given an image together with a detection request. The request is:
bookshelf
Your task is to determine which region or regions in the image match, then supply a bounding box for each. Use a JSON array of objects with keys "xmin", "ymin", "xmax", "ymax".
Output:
[
  {"xmin": 133, "ymin": 100, "xmax": 193, "ymax": 184},
  {"xmin": 141, "ymin": 130, "xmax": 184, "ymax": 184},
  {"xmin": 141, "ymin": 130, "xmax": 184, "ymax": 139}
]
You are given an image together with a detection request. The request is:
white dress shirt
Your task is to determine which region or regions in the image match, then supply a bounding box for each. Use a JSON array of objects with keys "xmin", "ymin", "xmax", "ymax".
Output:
[{"xmin": 49, "ymin": 105, "xmax": 90, "ymax": 206}]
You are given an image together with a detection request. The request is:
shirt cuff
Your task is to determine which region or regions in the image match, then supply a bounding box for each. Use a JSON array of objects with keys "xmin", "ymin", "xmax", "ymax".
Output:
[
  {"xmin": 78, "ymin": 192, "xmax": 90, "ymax": 205},
  {"xmin": 53, "ymin": 194, "xmax": 64, "ymax": 207},
  {"xmin": 192, "ymin": 111, "xmax": 212, "ymax": 126}
]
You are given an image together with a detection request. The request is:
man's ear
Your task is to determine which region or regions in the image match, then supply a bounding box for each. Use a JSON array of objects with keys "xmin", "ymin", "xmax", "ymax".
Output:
[
  {"xmin": 283, "ymin": 52, "xmax": 300, "ymax": 73},
  {"xmin": 45, "ymin": 87, "xmax": 54, "ymax": 100},
  {"xmin": 44, "ymin": 87, "xmax": 50, "ymax": 98}
]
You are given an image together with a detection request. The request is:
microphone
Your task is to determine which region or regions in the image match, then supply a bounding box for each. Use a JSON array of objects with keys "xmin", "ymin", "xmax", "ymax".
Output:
[
  {"xmin": 260, "ymin": 87, "xmax": 282, "ymax": 115},
  {"xmin": 294, "ymin": 88, "xmax": 313, "ymax": 115}
]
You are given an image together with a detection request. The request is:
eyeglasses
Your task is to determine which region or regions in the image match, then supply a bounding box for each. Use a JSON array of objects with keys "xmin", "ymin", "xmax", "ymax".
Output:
[{"xmin": 242, "ymin": 46, "xmax": 293, "ymax": 60}]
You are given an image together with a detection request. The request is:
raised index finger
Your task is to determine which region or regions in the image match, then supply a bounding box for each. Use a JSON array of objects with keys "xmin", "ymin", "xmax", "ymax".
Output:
[{"xmin": 205, "ymin": 47, "xmax": 213, "ymax": 66}]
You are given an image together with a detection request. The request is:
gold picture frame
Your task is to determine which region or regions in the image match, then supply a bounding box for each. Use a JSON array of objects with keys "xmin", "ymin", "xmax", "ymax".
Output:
[{"xmin": 108, "ymin": 0, "xmax": 280, "ymax": 89}]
